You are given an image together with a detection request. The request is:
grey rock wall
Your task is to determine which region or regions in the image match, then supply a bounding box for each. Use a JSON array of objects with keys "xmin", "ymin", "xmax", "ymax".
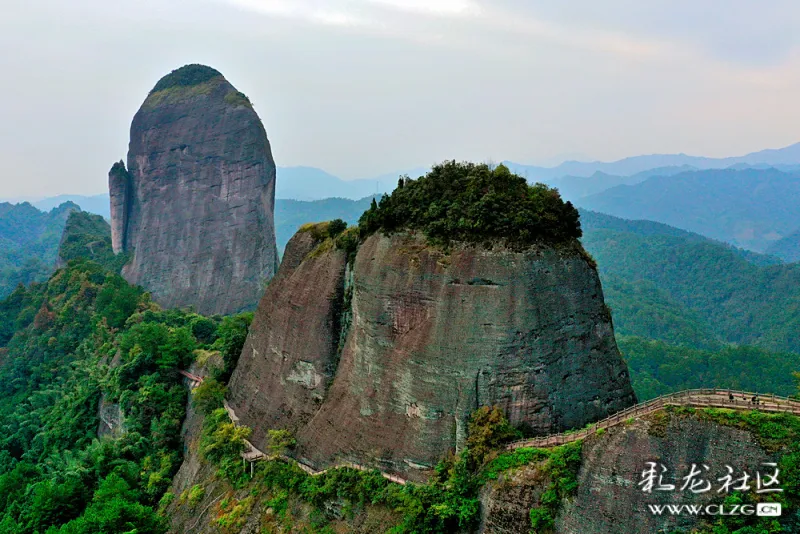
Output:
[{"xmin": 110, "ymin": 65, "xmax": 278, "ymax": 315}]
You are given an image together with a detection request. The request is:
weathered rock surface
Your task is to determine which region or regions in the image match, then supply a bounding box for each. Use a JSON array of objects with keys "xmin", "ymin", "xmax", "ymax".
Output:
[
  {"xmin": 480, "ymin": 412, "xmax": 790, "ymax": 534},
  {"xmin": 227, "ymin": 227, "xmax": 348, "ymax": 446},
  {"xmin": 110, "ymin": 64, "xmax": 278, "ymax": 315},
  {"xmin": 230, "ymin": 230, "xmax": 635, "ymax": 481},
  {"xmin": 96, "ymin": 393, "xmax": 125, "ymax": 439}
]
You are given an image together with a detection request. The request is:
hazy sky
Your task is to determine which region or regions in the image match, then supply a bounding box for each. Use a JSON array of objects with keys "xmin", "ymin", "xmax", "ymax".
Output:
[{"xmin": 2, "ymin": 0, "xmax": 800, "ymax": 197}]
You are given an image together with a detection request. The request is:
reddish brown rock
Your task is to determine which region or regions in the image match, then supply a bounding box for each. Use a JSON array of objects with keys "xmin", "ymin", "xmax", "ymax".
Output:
[
  {"xmin": 230, "ymin": 229, "xmax": 635, "ymax": 481},
  {"xmin": 295, "ymin": 233, "xmax": 635, "ymax": 479},
  {"xmin": 227, "ymin": 226, "xmax": 348, "ymax": 446}
]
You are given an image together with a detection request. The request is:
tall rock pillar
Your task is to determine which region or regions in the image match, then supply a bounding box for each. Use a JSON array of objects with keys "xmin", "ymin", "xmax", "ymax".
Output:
[{"xmin": 108, "ymin": 64, "xmax": 278, "ymax": 315}]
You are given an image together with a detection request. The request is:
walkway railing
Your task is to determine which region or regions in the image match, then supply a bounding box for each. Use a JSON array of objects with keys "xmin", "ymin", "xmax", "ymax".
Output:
[
  {"xmin": 179, "ymin": 369, "xmax": 204, "ymax": 387},
  {"xmin": 507, "ymin": 389, "xmax": 800, "ymax": 450},
  {"xmin": 222, "ymin": 400, "xmax": 409, "ymax": 485},
  {"xmin": 218, "ymin": 391, "xmax": 800, "ymax": 484}
]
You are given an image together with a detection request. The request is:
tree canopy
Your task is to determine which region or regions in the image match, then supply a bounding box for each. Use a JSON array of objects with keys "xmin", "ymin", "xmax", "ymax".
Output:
[{"xmin": 358, "ymin": 161, "xmax": 582, "ymax": 249}]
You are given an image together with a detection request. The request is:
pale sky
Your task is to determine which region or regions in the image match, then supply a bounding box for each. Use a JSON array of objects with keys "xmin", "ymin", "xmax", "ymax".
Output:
[{"xmin": 1, "ymin": 0, "xmax": 800, "ymax": 196}]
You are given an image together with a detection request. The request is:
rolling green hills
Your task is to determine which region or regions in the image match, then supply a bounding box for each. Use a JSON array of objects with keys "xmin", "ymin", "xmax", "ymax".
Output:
[
  {"xmin": 582, "ymin": 211, "xmax": 800, "ymax": 354},
  {"xmin": 0, "ymin": 201, "xmax": 79, "ymax": 298}
]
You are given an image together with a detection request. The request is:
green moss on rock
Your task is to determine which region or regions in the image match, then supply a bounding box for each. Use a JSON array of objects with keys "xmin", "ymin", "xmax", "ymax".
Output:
[
  {"xmin": 224, "ymin": 90, "xmax": 253, "ymax": 109},
  {"xmin": 150, "ymin": 64, "xmax": 223, "ymax": 93},
  {"xmin": 143, "ymin": 79, "xmax": 221, "ymax": 109}
]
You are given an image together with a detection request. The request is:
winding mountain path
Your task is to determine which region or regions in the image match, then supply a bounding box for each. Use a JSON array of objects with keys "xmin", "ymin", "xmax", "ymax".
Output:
[
  {"xmin": 221, "ymin": 400, "xmax": 410, "ymax": 485},
  {"xmin": 508, "ymin": 388, "xmax": 800, "ymax": 450},
  {"xmin": 197, "ymin": 383, "xmax": 800, "ymax": 487}
]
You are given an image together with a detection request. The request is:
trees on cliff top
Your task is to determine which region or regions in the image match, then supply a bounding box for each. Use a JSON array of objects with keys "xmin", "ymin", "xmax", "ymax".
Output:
[{"xmin": 358, "ymin": 161, "xmax": 582, "ymax": 249}]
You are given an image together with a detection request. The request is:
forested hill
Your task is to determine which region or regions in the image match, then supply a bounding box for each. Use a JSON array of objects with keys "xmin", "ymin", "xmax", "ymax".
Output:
[
  {"xmin": 582, "ymin": 210, "xmax": 800, "ymax": 354},
  {"xmin": 0, "ymin": 256, "xmax": 252, "ymax": 532},
  {"xmin": 0, "ymin": 201, "xmax": 79, "ymax": 298},
  {"xmin": 579, "ymin": 209, "xmax": 782, "ymax": 266},
  {"xmin": 57, "ymin": 211, "xmax": 126, "ymax": 272},
  {"xmin": 575, "ymin": 210, "xmax": 800, "ymax": 399},
  {"xmin": 767, "ymin": 228, "xmax": 800, "ymax": 263}
]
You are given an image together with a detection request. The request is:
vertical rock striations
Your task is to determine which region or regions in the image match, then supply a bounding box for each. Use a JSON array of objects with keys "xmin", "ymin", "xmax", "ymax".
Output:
[
  {"xmin": 296, "ymin": 234, "xmax": 635, "ymax": 478},
  {"xmin": 109, "ymin": 64, "xmax": 278, "ymax": 315},
  {"xmin": 227, "ymin": 163, "xmax": 636, "ymax": 481},
  {"xmin": 228, "ymin": 231, "xmax": 635, "ymax": 481},
  {"xmin": 108, "ymin": 161, "xmax": 131, "ymax": 255}
]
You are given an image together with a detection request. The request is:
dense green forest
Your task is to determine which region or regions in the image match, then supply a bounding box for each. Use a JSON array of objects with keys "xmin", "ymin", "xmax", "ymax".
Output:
[
  {"xmin": 620, "ymin": 336, "xmax": 800, "ymax": 400},
  {"xmin": 0, "ymin": 253, "xmax": 573, "ymax": 533},
  {"xmin": 0, "ymin": 257, "xmax": 250, "ymax": 532},
  {"xmin": 57, "ymin": 211, "xmax": 127, "ymax": 273},
  {"xmin": 579, "ymin": 210, "xmax": 800, "ymax": 398},
  {"xmin": 584, "ymin": 217, "xmax": 800, "ymax": 354},
  {"xmin": 0, "ymin": 202, "xmax": 79, "ymax": 298}
]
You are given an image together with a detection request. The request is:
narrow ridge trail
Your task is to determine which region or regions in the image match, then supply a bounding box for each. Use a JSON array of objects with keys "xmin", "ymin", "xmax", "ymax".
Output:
[{"xmin": 185, "ymin": 382, "xmax": 799, "ymax": 487}]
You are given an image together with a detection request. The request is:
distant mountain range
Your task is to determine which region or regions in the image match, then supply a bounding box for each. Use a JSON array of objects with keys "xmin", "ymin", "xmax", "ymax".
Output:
[
  {"xmin": 0, "ymin": 201, "xmax": 80, "ymax": 297},
  {"xmin": 503, "ymin": 142, "xmax": 800, "ymax": 182},
  {"xmin": 276, "ymin": 166, "xmax": 430, "ymax": 201},
  {"xmin": 10, "ymin": 140, "xmax": 800, "ymax": 205},
  {"xmin": 577, "ymin": 168, "xmax": 800, "ymax": 252},
  {"xmin": 32, "ymin": 194, "xmax": 110, "ymax": 217},
  {"xmin": 545, "ymin": 165, "xmax": 698, "ymax": 203},
  {"xmin": 767, "ymin": 230, "xmax": 800, "ymax": 263},
  {"xmin": 28, "ymin": 165, "xmax": 800, "ymax": 256},
  {"xmin": 581, "ymin": 209, "xmax": 800, "ymax": 355},
  {"xmin": 9, "ymin": 142, "xmax": 800, "ymax": 255},
  {"xmin": 6, "ymin": 166, "xmax": 428, "ymax": 219},
  {"xmin": 275, "ymin": 196, "xmax": 377, "ymax": 253}
]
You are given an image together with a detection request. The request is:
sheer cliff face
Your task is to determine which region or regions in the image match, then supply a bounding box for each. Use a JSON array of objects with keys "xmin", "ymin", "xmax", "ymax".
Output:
[
  {"xmin": 227, "ymin": 228, "xmax": 348, "ymax": 446},
  {"xmin": 229, "ymin": 231, "xmax": 635, "ymax": 480},
  {"xmin": 109, "ymin": 65, "xmax": 278, "ymax": 315}
]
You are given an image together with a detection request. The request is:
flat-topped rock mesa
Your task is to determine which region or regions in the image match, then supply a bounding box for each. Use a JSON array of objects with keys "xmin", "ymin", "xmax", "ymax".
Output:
[
  {"xmin": 227, "ymin": 163, "xmax": 636, "ymax": 481},
  {"xmin": 109, "ymin": 64, "xmax": 278, "ymax": 315}
]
